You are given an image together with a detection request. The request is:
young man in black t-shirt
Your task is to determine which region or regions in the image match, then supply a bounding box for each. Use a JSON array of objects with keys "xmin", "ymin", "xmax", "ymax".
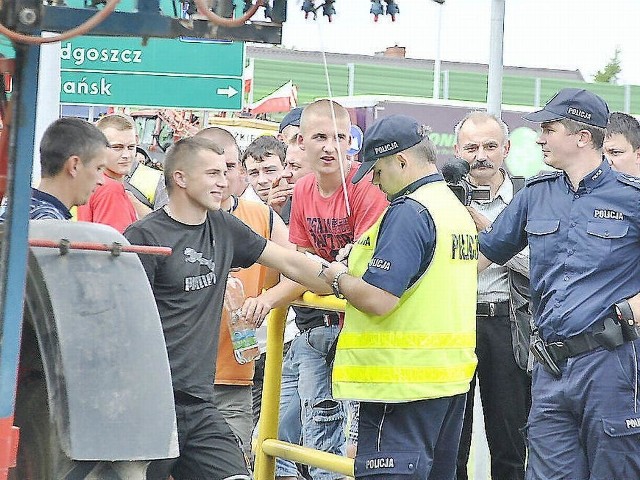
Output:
[{"xmin": 125, "ymin": 136, "xmax": 332, "ymax": 480}]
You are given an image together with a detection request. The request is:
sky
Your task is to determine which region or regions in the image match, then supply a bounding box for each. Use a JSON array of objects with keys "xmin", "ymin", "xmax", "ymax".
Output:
[{"xmin": 279, "ymin": 0, "xmax": 640, "ymax": 86}]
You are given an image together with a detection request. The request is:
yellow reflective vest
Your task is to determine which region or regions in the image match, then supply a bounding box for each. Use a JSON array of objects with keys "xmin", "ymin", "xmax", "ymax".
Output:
[
  {"xmin": 332, "ymin": 180, "xmax": 478, "ymax": 403},
  {"xmin": 126, "ymin": 162, "xmax": 163, "ymax": 208}
]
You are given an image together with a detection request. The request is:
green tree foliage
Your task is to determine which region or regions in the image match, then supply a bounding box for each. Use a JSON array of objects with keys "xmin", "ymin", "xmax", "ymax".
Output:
[{"xmin": 593, "ymin": 48, "xmax": 622, "ymax": 84}]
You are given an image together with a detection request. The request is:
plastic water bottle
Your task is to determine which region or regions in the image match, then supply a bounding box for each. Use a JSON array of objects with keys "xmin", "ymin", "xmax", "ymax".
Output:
[{"xmin": 224, "ymin": 276, "xmax": 260, "ymax": 365}]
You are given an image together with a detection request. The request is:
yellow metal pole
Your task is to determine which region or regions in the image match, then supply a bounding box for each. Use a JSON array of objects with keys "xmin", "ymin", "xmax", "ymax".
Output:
[
  {"xmin": 293, "ymin": 292, "xmax": 346, "ymax": 312},
  {"xmin": 254, "ymin": 305, "xmax": 288, "ymax": 480},
  {"xmin": 254, "ymin": 294, "xmax": 347, "ymax": 480},
  {"xmin": 262, "ymin": 440, "xmax": 354, "ymax": 477}
]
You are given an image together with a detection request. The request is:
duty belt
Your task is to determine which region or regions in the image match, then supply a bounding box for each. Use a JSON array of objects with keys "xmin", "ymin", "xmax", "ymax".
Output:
[
  {"xmin": 547, "ymin": 317, "xmax": 628, "ymax": 363},
  {"xmin": 476, "ymin": 301, "xmax": 509, "ymax": 317},
  {"xmin": 546, "ymin": 331, "xmax": 605, "ymax": 363},
  {"xmin": 532, "ymin": 312, "xmax": 638, "ymax": 378}
]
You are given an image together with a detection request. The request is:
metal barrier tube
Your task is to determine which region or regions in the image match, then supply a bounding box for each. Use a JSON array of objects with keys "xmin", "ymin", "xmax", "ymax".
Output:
[
  {"xmin": 262, "ymin": 440, "xmax": 354, "ymax": 477},
  {"xmin": 254, "ymin": 305, "xmax": 288, "ymax": 480},
  {"xmin": 254, "ymin": 295, "xmax": 350, "ymax": 480}
]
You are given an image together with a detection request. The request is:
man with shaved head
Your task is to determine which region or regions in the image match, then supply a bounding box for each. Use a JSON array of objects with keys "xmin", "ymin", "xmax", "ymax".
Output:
[
  {"xmin": 244, "ymin": 99, "xmax": 388, "ymax": 480},
  {"xmin": 195, "ymin": 126, "xmax": 292, "ymax": 459},
  {"xmin": 125, "ymin": 135, "xmax": 345, "ymax": 480}
]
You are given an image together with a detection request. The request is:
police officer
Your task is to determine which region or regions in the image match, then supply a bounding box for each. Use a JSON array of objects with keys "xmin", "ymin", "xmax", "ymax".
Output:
[
  {"xmin": 454, "ymin": 111, "xmax": 531, "ymax": 480},
  {"xmin": 478, "ymin": 88, "xmax": 640, "ymax": 479},
  {"xmin": 322, "ymin": 115, "xmax": 478, "ymax": 480}
]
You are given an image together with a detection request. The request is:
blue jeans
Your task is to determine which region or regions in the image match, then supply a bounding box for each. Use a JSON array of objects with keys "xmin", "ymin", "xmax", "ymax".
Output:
[
  {"xmin": 526, "ymin": 340, "xmax": 640, "ymax": 480},
  {"xmin": 276, "ymin": 325, "xmax": 346, "ymax": 480}
]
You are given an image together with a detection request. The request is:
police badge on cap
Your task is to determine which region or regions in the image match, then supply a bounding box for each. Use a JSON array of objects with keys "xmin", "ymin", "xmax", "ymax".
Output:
[
  {"xmin": 523, "ymin": 88, "xmax": 609, "ymax": 128},
  {"xmin": 353, "ymin": 115, "xmax": 426, "ymax": 184}
]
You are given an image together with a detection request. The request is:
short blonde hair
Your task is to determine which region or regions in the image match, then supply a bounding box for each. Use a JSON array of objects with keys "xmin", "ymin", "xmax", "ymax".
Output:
[
  {"xmin": 96, "ymin": 113, "xmax": 135, "ymax": 132},
  {"xmin": 300, "ymin": 99, "xmax": 350, "ymax": 133}
]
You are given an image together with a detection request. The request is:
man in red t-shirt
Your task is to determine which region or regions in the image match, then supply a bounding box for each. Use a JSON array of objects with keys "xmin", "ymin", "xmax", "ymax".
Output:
[
  {"xmin": 245, "ymin": 100, "xmax": 388, "ymax": 480},
  {"xmin": 77, "ymin": 114, "xmax": 143, "ymax": 233}
]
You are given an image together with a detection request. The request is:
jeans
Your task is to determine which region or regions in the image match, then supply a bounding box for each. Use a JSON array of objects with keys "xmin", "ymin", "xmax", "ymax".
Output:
[{"xmin": 276, "ymin": 325, "xmax": 346, "ymax": 480}]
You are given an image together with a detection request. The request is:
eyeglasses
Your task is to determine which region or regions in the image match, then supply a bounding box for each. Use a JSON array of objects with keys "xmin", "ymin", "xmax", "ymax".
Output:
[{"xmin": 109, "ymin": 144, "xmax": 136, "ymax": 152}]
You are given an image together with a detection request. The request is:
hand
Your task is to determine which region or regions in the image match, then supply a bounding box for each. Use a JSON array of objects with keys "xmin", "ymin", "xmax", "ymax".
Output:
[
  {"xmin": 466, "ymin": 206, "xmax": 491, "ymax": 232},
  {"xmin": 335, "ymin": 243, "xmax": 353, "ymax": 264},
  {"xmin": 323, "ymin": 261, "xmax": 349, "ymax": 286},
  {"xmin": 240, "ymin": 294, "xmax": 274, "ymax": 328},
  {"xmin": 267, "ymin": 174, "xmax": 294, "ymax": 214}
]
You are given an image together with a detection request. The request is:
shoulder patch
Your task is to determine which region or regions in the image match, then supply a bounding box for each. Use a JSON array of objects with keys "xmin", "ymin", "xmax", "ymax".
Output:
[
  {"xmin": 617, "ymin": 173, "xmax": 640, "ymax": 190},
  {"xmin": 525, "ymin": 171, "xmax": 562, "ymax": 187}
]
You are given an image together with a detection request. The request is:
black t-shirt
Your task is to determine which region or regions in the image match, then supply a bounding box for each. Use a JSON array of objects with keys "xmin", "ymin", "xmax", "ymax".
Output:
[{"xmin": 124, "ymin": 209, "xmax": 267, "ymax": 402}]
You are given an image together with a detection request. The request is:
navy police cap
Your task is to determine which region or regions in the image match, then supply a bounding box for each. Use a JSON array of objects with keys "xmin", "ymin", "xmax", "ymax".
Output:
[
  {"xmin": 353, "ymin": 114, "xmax": 425, "ymax": 184},
  {"xmin": 523, "ymin": 88, "xmax": 609, "ymax": 128}
]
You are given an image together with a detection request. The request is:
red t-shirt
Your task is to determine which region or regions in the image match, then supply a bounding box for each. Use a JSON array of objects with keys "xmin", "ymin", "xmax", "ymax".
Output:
[
  {"xmin": 77, "ymin": 174, "xmax": 138, "ymax": 233},
  {"xmin": 289, "ymin": 165, "xmax": 388, "ymax": 261}
]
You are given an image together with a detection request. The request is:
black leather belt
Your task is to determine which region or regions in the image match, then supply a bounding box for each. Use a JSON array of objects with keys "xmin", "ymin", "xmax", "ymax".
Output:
[
  {"xmin": 546, "ymin": 319, "xmax": 626, "ymax": 363},
  {"xmin": 301, "ymin": 313, "xmax": 340, "ymax": 331},
  {"xmin": 476, "ymin": 301, "xmax": 509, "ymax": 317}
]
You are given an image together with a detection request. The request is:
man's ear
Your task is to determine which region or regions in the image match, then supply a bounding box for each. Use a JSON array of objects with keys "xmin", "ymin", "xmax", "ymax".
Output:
[
  {"xmin": 66, "ymin": 155, "xmax": 82, "ymax": 178},
  {"xmin": 503, "ymin": 139, "xmax": 511, "ymax": 157},
  {"xmin": 396, "ymin": 152, "xmax": 407, "ymax": 169},
  {"xmin": 577, "ymin": 130, "xmax": 592, "ymax": 148},
  {"xmin": 173, "ymin": 170, "xmax": 187, "ymax": 189},
  {"xmin": 297, "ymin": 134, "xmax": 305, "ymax": 151}
]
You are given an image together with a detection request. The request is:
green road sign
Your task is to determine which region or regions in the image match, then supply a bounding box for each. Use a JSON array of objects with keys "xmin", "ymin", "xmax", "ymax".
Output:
[
  {"xmin": 61, "ymin": 71, "xmax": 243, "ymax": 110},
  {"xmin": 61, "ymin": 36, "xmax": 244, "ymax": 110}
]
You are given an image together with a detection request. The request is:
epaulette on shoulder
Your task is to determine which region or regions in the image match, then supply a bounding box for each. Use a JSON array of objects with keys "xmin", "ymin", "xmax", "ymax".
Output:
[
  {"xmin": 525, "ymin": 171, "xmax": 562, "ymax": 187},
  {"xmin": 617, "ymin": 173, "xmax": 640, "ymax": 190},
  {"xmin": 390, "ymin": 195, "xmax": 409, "ymax": 207}
]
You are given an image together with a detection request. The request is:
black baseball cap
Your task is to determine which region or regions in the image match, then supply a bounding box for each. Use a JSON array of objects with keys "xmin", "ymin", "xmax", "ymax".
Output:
[
  {"xmin": 353, "ymin": 115, "xmax": 425, "ymax": 184},
  {"xmin": 523, "ymin": 88, "xmax": 609, "ymax": 128},
  {"xmin": 279, "ymin": 107, "xmax": 303, "ymax": 133}
]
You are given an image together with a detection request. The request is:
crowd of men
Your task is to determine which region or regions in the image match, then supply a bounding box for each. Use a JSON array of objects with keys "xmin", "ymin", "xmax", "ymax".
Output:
[{"xmin": 8, "ymin": 88, "xmax": 640, "ymax": 480}]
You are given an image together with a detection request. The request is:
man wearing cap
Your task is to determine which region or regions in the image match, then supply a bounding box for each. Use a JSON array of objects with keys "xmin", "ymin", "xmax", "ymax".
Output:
[
  {"xmin": 478, "ymin": 88, "xmax": 640, "ymax": 479},
  {"xmin": 322, "ymin": 114, "xmax": 478, "ymax": 479},
  {"xmin": 243, "ymin": 99, "xmax": 388, "ymax": 480}
]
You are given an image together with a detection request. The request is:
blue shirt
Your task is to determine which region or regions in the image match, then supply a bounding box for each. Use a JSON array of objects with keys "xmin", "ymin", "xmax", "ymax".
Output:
[
  {"xmin": 480, "ymin": 160, "xmax": 640, "ymax": 341},
  {"xmin": 0, "ymin": 188, "xmax": 71, "ymax": 221},
  {"xmin": 362, "ymin": 174, "xmax": 439, "ymax": 297},
  {"xmin": 29, "ymin": 188, "xmax": 72, "ymax": 220}
]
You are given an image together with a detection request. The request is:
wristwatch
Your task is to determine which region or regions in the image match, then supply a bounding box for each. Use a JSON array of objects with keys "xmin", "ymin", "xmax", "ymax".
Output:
[{"xmin": 331, "ymin": 271, "xmax": 348, "ymax": 299}]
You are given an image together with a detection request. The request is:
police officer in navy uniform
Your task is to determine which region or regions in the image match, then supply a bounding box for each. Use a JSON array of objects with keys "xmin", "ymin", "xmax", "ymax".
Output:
[
  {"xmin": 322, "ymin": 115, "xmax": 478, "ymax": 480},
  {"xmin": 478, "ymin": 88, "xmax": 640, "ymax": 479}
]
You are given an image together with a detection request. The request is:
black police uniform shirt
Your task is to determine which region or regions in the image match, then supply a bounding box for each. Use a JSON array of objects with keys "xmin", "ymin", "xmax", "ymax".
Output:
[
  {"xmin": 480, "ymin": 160, "xmax": 640, "ymax": 342},
  {"xmin": 124, "ymin": 208, "xmax": 267, "ymax": 402},
  {"xmin": 359, "ymin": 174, "xmax": 440, "ymax": 298}
]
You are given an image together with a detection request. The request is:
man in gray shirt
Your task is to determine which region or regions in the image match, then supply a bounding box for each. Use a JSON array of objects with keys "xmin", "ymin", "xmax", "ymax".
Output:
[{"xmin": 454, "ymin": 112, "xmax": 532, "ymax": 480}]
